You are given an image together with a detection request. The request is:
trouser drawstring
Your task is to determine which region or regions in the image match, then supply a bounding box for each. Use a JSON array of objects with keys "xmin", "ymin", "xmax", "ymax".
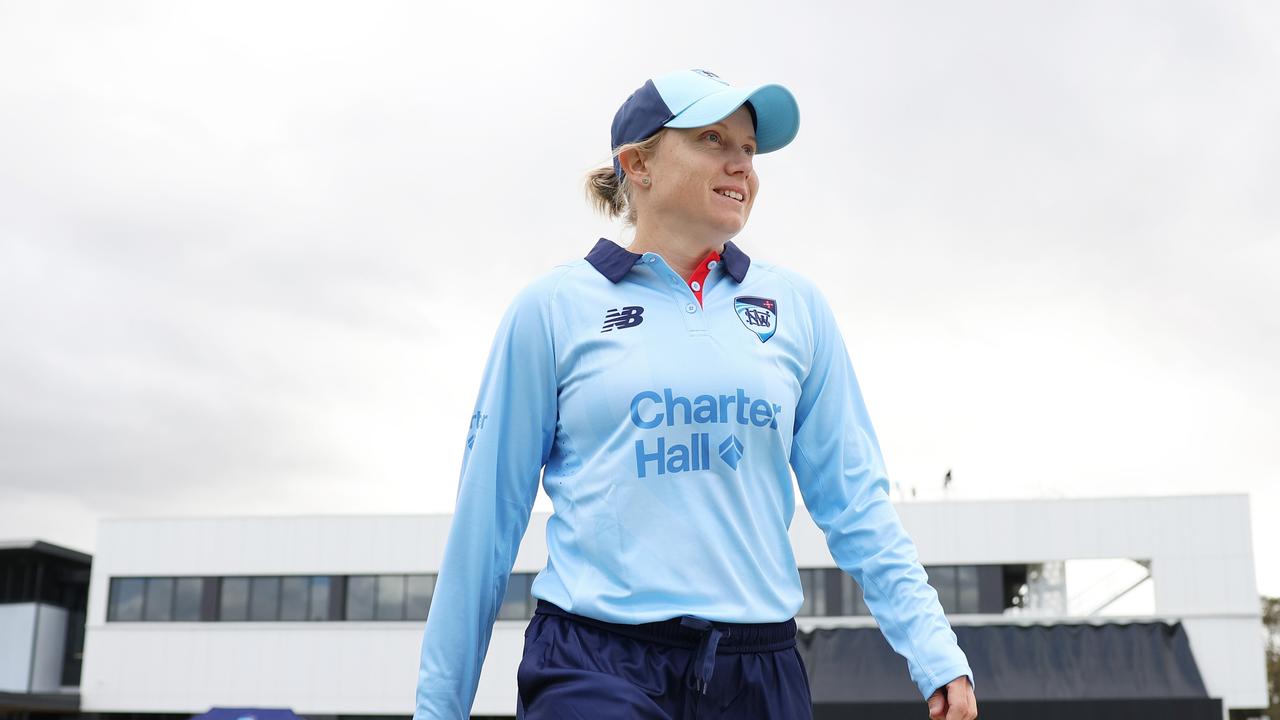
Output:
[{"xmin": 680, "ymin": 616, "xmax": 727, "ymax": 694}]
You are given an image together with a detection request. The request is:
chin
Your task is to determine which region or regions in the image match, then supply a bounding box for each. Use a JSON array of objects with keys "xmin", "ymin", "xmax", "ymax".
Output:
[
  {"xmin": 716, "ymin": 216, "xmax": 748, "ymax": 236},
  {"xmin": 694, "ymin": 209, "xmax": 748, "ymax": 239}
]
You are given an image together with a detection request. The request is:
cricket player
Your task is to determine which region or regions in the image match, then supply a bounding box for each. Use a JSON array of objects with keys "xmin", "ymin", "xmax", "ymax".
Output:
[{"xmin": 415, "ymin": 68, "xmax": 978, "ymax": 720}]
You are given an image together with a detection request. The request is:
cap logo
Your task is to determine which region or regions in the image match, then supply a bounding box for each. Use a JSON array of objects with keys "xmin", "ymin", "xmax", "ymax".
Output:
[{"xmin": 691, "ymin": 69, "xmax": 729, "ymax": 85}]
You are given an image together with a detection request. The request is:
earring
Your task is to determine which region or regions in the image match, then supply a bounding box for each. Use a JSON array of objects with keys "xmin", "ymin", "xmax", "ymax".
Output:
[{"xmin": 642, "ymin": 177, "xmax": 650, "ymax": 185}]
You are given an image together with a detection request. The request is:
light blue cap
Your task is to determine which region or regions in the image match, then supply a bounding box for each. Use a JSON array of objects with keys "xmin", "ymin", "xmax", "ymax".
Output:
[{"xmin": 611, "ymin": 69, "xmax": 800, "ymax": 181}]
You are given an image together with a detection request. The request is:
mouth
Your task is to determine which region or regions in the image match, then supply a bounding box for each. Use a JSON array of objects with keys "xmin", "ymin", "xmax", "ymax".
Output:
[{"xmin": 713, "ymin": 187, "xmax": 746, "ymax": 204}]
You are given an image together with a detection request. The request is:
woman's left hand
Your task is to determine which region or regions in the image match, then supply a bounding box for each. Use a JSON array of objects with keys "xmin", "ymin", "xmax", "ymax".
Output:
[{"xmin": 927, "ymin": 675, "xmax": 977, "ymax": 719}]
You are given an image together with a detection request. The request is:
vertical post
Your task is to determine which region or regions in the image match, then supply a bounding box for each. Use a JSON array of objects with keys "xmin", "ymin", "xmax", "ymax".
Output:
[{"xmin": 27, "ymin": 558, "xmax": 45, "ymax": 692}]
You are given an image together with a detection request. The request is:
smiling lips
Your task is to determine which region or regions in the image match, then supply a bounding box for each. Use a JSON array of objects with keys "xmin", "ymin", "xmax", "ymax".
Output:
[{"xmin": 715, "ymin": 187, "xmax": 746, "ymax": 203}]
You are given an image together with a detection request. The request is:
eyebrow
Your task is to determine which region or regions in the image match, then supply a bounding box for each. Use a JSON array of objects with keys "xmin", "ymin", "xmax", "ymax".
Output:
[{"xmin": 707, "ymin": 122, "xmax": 757, "ymax": 144}]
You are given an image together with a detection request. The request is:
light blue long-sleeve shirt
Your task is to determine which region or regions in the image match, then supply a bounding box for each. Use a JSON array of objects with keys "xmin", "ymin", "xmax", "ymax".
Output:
[{"xmin": 414, "ymin": 239, "xmax": 973, "ymax": 718}]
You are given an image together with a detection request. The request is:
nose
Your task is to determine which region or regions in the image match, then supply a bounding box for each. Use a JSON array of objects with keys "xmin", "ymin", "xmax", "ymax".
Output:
[{"xmin": 726, "ymin": 149, "xmax": 753, "ymax": 179}]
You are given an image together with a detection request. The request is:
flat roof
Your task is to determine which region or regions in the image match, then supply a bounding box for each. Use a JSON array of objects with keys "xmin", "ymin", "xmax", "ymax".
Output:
[
  {"xmin": 0, "ymin": 539, "xmax": 92, "ymax": 564},
  {"xmin": 95, "ymin": 491, "xmax": 1251, "ymax": 524}
]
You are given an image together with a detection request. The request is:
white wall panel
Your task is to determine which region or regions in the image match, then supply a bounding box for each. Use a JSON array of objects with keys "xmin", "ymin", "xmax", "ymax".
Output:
[{"xmin": 1183, "ymin": 618, "xmax": 1269, "ymax": 711}]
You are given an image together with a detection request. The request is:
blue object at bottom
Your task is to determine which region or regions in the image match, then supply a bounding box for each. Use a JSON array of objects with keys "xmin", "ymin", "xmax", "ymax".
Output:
[{"xmin": 516, "ymin": 600, "xmax": 813, "ymax": 719}]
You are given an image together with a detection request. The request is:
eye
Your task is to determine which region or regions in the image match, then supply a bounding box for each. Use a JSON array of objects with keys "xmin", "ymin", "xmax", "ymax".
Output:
[
  {"xmin": 705, "ymin": 131, "xmax": 721, "ymax": 143},
  {"xmin": 743, "ymin": 145, "xmax": 757, "ymax": 156}
]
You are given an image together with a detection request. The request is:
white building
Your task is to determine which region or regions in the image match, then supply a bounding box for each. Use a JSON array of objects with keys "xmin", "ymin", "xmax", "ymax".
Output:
[{"xmin": 58, "ymin": 493, "xmax": 1270, "ymax": 719}]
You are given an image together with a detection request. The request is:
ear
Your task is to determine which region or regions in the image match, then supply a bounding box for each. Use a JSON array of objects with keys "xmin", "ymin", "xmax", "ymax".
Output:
[{"xmin": 618, "ymin": 146, "xmax": 650, "ymax": 186}]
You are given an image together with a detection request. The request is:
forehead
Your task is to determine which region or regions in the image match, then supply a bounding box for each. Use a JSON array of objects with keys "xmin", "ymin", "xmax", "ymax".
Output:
[{"xmin": 715, "ymin": 106, "xmax": 756, "ymax": 135}]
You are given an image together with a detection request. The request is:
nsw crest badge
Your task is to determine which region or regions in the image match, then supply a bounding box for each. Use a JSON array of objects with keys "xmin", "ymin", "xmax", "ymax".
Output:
[{"xmin": 734, "ymin": 296, "xmax": 777, "ymax": 343}]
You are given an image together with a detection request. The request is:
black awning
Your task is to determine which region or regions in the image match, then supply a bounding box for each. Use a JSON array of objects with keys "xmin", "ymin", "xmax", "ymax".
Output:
[{"xmin": 798, "ymin": 621, "xmax": 1219, "ymax": 719}]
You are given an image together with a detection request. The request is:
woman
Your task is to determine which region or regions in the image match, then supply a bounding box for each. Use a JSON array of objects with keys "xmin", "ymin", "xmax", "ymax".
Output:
[{"xmin": 415, "ymin": 68, "xmax": 978, "ymax": 720}]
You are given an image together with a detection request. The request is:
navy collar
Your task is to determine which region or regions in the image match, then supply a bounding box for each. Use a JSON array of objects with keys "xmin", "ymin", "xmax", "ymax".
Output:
[{"xmin": 584, "ymin": 238, "xmax": 750, "ymax": 284}]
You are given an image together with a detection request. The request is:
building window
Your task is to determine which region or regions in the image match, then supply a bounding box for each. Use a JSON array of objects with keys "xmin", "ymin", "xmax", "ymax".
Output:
[
  {"xmin": 376, "ymin": 575, "xmax": 406, "ymax": 621},
  {"xmin": 346, "ymin": 575, "xmax": 376, "ymax": 621},
  {"xmin": 798, "ymin": 568, "xmax": 827, "ymax": 616},
  {"xmin": 173, "ymin": 578, "xmax": 203, "ymax": 621},
  {"xmin": 142, "ymin": 578, "xmax": 174, "ymax": 621},
  {"xmin": 103, "ymin": 572, "xmax": 445, "ymax": 623},
  {"xmin": 280, "ymin": 576, "xmax": 310, "ymax": 621},
  {"xmin": 406, "ymin": 574, "xmax": 434, "ymax": 621},
  {"xmin": 103, "ymin": 564, "xmax": 1000, "ymax": 624},
  {"xmin": 796, "ymin": 565, "xmax": 985, "ymax": 617},
  {"xmin": 930, "ymin": 566, "xmax": 959, "ymax": 613},
  {"xmin": 498, "ymin": 573, "xmax": 534, "ymax": 620},
  {"xmin": 825, "ymin": 568, "xmax": 868, "ymax": 616},
  {"xmin": 309, "ymin": 576, "xmax": 331, "ymax": 621},
  {"xmin": 220, "ymin": 577, "xmax": 250, "ymax": 621},
  {"xmin": 249, "ymin": 577, "xmax": 280, "ymax": 621},
  {"xmin": 958, "ymin": 565, "xmax": 980, "ymax": 613},
  {"xmin": 0, "ymin": 558, "xmax": 37, "ymax": 604},
  {"xmin": 108, "ymin": 578, "xmax": 145, "ymax": 621}
]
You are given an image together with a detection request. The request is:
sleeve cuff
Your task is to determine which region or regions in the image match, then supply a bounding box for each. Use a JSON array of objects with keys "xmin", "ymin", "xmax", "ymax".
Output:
[{"xmin": 924, "ymin": 667, "xmax": 975, "ymax": 700}]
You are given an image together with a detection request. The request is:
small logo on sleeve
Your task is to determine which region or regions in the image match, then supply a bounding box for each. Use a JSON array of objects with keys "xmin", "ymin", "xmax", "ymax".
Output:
[
  {"xmin": 601, "ymin": 306, "xmax": 645, "ymax": 332},
  {"xmin": 734, "ymin": 296, "xmax": 777, "ymax": 343},
  {"xmin": 465, "ymin": 410, "xmax": 488, "ymax": 450}
]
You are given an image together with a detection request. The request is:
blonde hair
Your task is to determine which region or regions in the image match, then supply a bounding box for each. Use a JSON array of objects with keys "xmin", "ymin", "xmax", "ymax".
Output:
[{"xmin": 583, "ymin": 130, "xmax": 668, "ymax": 227}]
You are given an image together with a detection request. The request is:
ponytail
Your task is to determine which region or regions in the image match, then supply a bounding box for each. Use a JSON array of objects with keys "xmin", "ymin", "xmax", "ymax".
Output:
[{"xmin": 582, "ymin": 130, "xmax": 667, "ymax": 227}]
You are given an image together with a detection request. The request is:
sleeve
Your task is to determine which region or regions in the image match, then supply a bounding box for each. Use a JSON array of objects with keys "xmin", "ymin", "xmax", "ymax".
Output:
[
  {"xmin": 787, "ymin": 282, "xmax": 974, "ymax": 701},
  {"xmin": 413, "ymin": 274, "xmax": 560, "ymax": 720}
]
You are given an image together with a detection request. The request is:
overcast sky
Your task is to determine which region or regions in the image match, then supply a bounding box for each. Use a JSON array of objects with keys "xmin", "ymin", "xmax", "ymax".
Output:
[{"xmin": 2, "ymin": 1, "xmax": 1277, "ymax": 598}]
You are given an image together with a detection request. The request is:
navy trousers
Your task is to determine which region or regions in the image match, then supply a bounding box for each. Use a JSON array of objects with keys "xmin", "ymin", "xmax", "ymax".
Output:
[{"xmin": 516, "ymin": 600, "xmax": 813, "ymax": 719}]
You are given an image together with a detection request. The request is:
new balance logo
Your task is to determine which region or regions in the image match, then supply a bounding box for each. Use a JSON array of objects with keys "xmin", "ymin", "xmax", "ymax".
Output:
[
  {"xmin": 601, "ymin": 306, "xmax": 645, "ymax": 332},
  {"xmin": 691, "ymin": 69, "xmax": 729, "ymax": 85}
]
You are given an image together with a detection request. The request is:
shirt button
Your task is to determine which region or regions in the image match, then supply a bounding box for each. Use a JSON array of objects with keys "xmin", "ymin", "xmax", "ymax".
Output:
[
  {"xmin": 691, "ymin": 281, "xmax": 701, "ymax": 291},
  {"xmin": 708, "ymin": 261, "xmax": 717, "ymax": 269},
  {"xmin": 685, "ymin": 303, "xmax": 697, "ymax": 313},
  {"xmin": 647, "ymin": 257, "xmax": 656, "ymax": 263}
]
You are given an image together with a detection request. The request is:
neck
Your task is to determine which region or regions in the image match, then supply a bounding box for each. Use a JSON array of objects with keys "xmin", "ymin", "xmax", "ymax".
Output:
[{"xmin": 628, "ymin": 220, "xmax": 728, "ymax": 282}]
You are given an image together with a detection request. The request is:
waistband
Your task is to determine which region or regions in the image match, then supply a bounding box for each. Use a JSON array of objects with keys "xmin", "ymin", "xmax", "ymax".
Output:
[{"xmin": 532, "ymin": 599, "xmax": 797, "ymax": 653}]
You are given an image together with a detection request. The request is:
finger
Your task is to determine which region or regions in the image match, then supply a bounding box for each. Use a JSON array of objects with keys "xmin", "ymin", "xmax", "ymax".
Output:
[{"xmin": 944, "ymin": 696, "xmax": 973, "ymax": 720}]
